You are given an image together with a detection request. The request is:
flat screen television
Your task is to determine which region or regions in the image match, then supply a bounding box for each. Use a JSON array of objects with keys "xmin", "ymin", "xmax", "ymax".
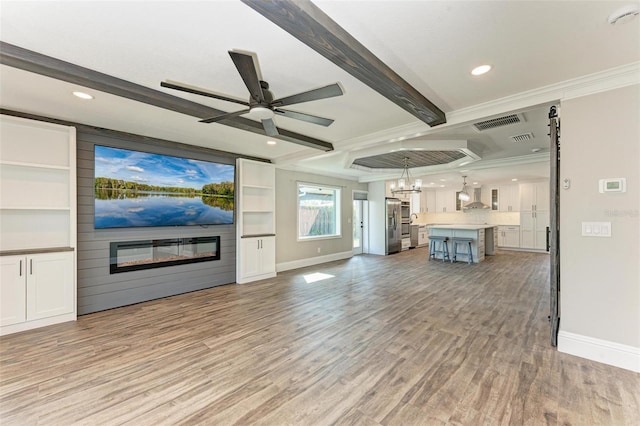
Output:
[{"xmin": 94, "ymin": 145, "xmax": 234, "ymax": 229}]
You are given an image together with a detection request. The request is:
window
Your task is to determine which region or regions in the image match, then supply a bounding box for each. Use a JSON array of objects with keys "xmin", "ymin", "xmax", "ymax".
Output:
[{"xmin": 297, "ymin": 183, "xmax": 341, "ymax": 240}]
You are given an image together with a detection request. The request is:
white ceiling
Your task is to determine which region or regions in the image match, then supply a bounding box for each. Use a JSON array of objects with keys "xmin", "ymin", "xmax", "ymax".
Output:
[{"xmin": 1, "ymin": 0, "xmax": 638, "ymax": 186}]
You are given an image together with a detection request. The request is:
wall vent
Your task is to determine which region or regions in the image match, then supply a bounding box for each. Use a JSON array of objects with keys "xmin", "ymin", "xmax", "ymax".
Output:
[
  {"xmin": 473, "ymin": 113, "xmax": 525, "ymax": 131},
  {"xmin": 509, "ymin": 132, "xmax": 533, "ymax": 142}
]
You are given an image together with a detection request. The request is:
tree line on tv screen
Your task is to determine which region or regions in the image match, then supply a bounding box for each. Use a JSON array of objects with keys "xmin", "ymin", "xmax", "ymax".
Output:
[{"xmin": 94, "ymin": 177, "xmax": 234, "ymax": 197}]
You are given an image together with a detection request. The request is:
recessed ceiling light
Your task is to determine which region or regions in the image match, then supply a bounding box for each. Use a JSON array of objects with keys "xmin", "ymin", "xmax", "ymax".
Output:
[
  {"xmin": 72, "ymin": 91, "xmax": 94, "ymax": 100},
  {"xmin": 473, "ymin": 182, "xmax": 478, "ymax": 185},
  {"xmin": 267, "ymin": 140, "xmax": 277, "ymax": 145},
  {"xmin": 429, "ymin": 182, "xmax": 435, "ymax": 185},
  {"xmin": 471, "ymin": 65, "xmax": 492, "ymax": 76},
  {"xmin": 512, "ymin": 178, "xmax": 518, "ymax": 182},
  {"xmin": 440, "ymin": 184, "xmax": 445, "ymax": 188},
  {"xmin": 439, "ymin": 178, "xmax": 446, "ymax": 182}
]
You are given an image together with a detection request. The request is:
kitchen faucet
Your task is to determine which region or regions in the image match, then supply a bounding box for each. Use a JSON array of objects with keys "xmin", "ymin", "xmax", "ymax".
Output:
[{"xmin": 410, "ymin": 213, "xmax": 418, "ymax": 223}]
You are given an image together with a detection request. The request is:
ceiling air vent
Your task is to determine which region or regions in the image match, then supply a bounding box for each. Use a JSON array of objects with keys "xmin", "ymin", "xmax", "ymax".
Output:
[
  {"xmin": 509, "ymin": 132, "xmax": 533, "ymax": 143},
  {"xmin": 473, "ymin": 113, "xmax": 525, "ymax": 131}
]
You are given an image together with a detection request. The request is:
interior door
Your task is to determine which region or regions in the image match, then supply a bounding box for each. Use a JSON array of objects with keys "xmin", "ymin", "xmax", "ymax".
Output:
[
  {"xmin": 549, "ymin": 106, "xmax": 561, "ymax": 347},
  {"xmin": 352, "ymin": 200, "xmax": 364, "ymax": 255}
]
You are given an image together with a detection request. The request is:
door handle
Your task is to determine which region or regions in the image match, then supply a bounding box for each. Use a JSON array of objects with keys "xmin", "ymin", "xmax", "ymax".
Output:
[
  {"xmin": 30, "ymin": 259, "xmax": 33, "ymax": 275},
  {"xmin": 19, "ymin": 259, "xmax": 22, "ymax": 276}
]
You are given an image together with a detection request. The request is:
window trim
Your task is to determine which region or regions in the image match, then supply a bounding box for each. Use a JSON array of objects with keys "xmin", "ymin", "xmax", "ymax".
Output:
[{"xmin": 296, "ymin": 181, "xmax": 342, "ymax": 241}]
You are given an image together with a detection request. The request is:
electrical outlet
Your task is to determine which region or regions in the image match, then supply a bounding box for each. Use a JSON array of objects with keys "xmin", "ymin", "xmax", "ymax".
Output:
[{"xmin": 317, "ymin": 247, "xmax": 321, "ymax": 254}]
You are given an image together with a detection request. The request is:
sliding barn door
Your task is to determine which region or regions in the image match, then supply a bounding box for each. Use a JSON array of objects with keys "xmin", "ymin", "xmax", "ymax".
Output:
[{"xmin": 549, "ymin": 106, "xmax": 561, "ymax": 347}]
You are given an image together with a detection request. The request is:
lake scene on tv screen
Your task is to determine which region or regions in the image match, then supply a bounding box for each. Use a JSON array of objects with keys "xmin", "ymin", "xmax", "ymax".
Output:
[{"xmin": 94, "ymin": 145, "xmax": 234, "ymax": 228}]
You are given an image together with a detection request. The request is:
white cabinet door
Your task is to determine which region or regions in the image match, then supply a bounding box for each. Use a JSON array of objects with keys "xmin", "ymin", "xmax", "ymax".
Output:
[
  {"xmin": 520, "ymin": 212, "xmax": 548, "ymax": 250},
  {"xmin": 435, "ymin": 191, "xmax": 456, "ymax": 213},
  {"xmin": 498, "ymin": 185, "xmax": 520, "ymax": 212},
  {"xmin": 0, "ymin": 256, "xmax": 26, "ymax": 326},
  {"xmin": 504, "ymin": 229, "xmax": 520, "ymax": 248},
  {"xmin": 520, "ymin": 182, "xmax": 548, "ymax": 212},
  {"xmin": 422, "ymin": 191, "xmax": 436, "ymax": 213},
  {"xmin": 239, "ymin": 236, "xmax": 276, "ymax": 282},
  {"xmin": 259, "ymin": 236, "xmax": 276, "ymax": 275},
  {"xmin": 240, "ymin": 237, "xmax": 262, "ymax": 279},
  {"xmin": 535, "ymin": 183, "xmax": 550, "ymax": 212},
  {"xmin": 26, "ymin": 252, "xmax": 74, "ymax": 320}
]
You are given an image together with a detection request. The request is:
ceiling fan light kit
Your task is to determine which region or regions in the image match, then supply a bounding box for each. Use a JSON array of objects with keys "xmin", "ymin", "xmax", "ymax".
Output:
[{"xmin": 250, "ymin": 106, "xmax": 274, "ymax": 120}]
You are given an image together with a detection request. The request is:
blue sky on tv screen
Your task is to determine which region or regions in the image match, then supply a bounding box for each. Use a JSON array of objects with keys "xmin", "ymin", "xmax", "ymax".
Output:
[{"xmin": 95, "ymin": 145, "xmax": 234, "ymax": 189}]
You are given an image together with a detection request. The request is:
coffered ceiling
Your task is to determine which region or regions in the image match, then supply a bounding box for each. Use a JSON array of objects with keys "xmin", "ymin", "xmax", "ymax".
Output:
[{"xmin": 1, "ymin": 1, "xmax": 638, "ymax": 186}]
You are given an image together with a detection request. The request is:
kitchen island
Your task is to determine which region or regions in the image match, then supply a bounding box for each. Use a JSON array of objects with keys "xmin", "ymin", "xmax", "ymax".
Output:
[{"xmin": 428, "ymin": 224, "xmax": 498, "ymax": 263}]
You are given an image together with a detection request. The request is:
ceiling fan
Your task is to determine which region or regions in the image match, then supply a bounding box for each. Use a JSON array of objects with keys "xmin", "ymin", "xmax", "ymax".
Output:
[{"xmin": 161, "ymin": 50, "xmax": 343, "ymax": 137}]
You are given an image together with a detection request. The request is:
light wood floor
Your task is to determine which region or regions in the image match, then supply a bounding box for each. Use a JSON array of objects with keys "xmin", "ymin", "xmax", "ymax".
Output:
[{"xmin": 1, "ymin": 249, "xmax": 638, "ymax": 425}]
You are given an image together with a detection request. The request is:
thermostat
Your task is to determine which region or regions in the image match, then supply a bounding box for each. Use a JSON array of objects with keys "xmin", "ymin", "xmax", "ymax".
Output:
[{"xmin": 599, "ymin": 178, "xmax": 626, "ymax": 193}]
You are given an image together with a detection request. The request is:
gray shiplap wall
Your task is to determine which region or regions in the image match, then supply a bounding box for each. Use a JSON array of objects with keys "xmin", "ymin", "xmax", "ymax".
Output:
[{"xmin": 77, "ymin": 131, "xmax": 237, "ymax": 315}]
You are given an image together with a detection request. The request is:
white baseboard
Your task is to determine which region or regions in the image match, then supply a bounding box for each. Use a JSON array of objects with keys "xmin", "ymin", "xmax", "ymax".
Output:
[
  {"xmin": 558, "ymin": 330, "xmax": 640, "ymax": 373},
  {"xmin": 276, "ymin": 251, "xmax": 353, "ymax": 272}
]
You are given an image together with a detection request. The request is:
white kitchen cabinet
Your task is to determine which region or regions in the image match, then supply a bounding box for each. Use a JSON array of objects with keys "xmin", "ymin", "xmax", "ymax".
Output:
[
  {"xmin": 435, "ymin": 190, "xmax": 456, "ymax": 213},
  {"xmin": 418, "ymin": 226, "xmax": 429, "ymax": 247},
  {"xmin": 519, "ymin": 181, "xmax": 550, "ymax": 250},
  {"xmin": 236, "ymin": 159, "xmax": 276, "ymax": 283},
  {"xmin": 519, "ymin": 182, "xmax": 549, "ymax": 213},
  {"xmin": 0, "ymin": 256, "xmax": 26, "ymax": 326},
  {"xmin": 1, "ymin": 251, "xmax": 74, "ymax": 328},
  {"xmin": 492, "ymin": 185, "xmax": 520, "ymax": 212},
  {"xmin": 497, "ymin": 226, "xmax": 520, "ymax": 248},
  {"xmin": 520, "ymin": 211, "xmax": 550, "ymax": 250},
  {"xmin": 420, "ymin": 191, "xmax": 436, "ymax": 213},
  {"xmin": 0, "ymin": 115, "xmax": 77, "ymax": 335},
  {"xmin": 239, "ymin": 236, "xmax": 276, "ymax": 281}
]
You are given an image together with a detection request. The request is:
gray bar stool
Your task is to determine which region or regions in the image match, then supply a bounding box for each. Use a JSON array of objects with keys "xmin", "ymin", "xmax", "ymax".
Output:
[
  {"xmin": 428, "ymin": 236, "xmax": 450, "ymax": 262},
  {"xmin": 451, "ymin": 237, "xmax": 474, "ymax": 264}
]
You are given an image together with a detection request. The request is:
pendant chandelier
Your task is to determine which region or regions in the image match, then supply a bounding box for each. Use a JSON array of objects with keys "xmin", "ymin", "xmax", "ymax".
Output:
[
  {"xmin": 390, "ymin": 157, "xmax": 422, "ymax": 194},
  {"xmin": 458, "ymin": 175, "xmax": 471, "ymax": 201}
]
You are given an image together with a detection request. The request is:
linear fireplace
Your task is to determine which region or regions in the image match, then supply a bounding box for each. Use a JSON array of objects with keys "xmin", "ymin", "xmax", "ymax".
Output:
[{"xmin": 110, "ymin": 236, "xmax": 220, "ymax": 274}]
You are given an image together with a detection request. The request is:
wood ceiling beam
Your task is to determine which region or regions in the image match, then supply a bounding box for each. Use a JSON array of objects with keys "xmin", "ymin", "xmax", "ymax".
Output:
[
  {"xmin": 0, "ymin": 42, "xmax": 334, "ymax": 151},
  {"xmin": 241, "ymin": 0, "xmax": 447, "ymax": 127}
]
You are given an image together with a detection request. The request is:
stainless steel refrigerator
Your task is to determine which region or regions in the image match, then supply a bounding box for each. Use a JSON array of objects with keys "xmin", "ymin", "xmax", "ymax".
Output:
[{"xmin": 385, "ymin": 197, "xmax": 401, "ymax": 254}]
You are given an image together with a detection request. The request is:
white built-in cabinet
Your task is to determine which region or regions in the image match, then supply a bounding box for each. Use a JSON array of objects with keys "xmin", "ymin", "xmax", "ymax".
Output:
[
  {"xmin": 0, "ymin": 115, "xmax": 77, "ymax": 335},
  {"xmin": 419, "ymin": 191, "xmax": 436, "ymax": 213},
  {"xmin": 497, "ymin": 226, "xmax": 521, "ymax": 248},
  {"xmin": 1, "ymin": 252, "xmax": 75, "ymax": 326},
  {"xmin": 519, "ymin": 182, "xmax": 550, "ymax": 250},
  {"xmin": 435, "ymin": 190, "xmax": 456, "ymax": 213},
  {"xmin": 236, "ymin": 158, "xmax": 276, "ymax": 283},
  {"xmin": 492, "ymin": 185, "xmax": 520, "ymax": 212}
]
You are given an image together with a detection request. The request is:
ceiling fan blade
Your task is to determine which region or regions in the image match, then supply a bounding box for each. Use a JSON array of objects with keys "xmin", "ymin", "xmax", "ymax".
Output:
[
  {"xmin": 271, "ymin": 83, "xmax": 343, "ymax": 107},
  {"xmin": 161, "ymin": 80, "xmax": 249, "ymax": 107},
  {"xmin": 274, "ymin": 109, "xmax": 334, "ymax": 127},
  {"xmin": 229, "ymin": 50, "xmax": 265, "ymax": 103},
  {"xmin": 262, "ymin": 118, "xmax": 279, "ymax": 136},
  {"xmin": 199, "ymin": 109, "xmax": 251, "ymax": 124}
]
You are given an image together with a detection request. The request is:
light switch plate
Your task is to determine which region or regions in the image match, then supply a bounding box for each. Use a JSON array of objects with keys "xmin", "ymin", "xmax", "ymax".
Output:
[{"xmin": 582, "ymin": 222, "xmax": 612, "ymax": 237}]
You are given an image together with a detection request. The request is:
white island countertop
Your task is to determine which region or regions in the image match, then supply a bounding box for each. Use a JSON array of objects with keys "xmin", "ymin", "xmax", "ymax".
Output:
[{"xmin": 427, "ymin": 224, "xmax": 498, "ymax": 230}]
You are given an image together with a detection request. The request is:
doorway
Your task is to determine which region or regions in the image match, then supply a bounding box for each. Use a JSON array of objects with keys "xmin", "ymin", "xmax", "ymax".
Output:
[{"xmin": 352, "ymin": 191, "xmax": 369, "ymax": 255}]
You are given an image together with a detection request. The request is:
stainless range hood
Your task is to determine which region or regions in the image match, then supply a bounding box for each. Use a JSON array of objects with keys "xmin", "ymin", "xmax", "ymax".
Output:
[{"xmin": 463, "ymin": 188, "xmax": 490, "ymax": 210}]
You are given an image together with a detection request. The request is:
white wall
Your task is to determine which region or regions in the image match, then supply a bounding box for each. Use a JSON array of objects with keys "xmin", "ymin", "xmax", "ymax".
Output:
[
  {"xmin": 274, "ymin": 169, "xmax": 367, "ymax": 270},
  {"xmin": 559, "ymin": 84, "xmax": 640, "ymax": 371}
]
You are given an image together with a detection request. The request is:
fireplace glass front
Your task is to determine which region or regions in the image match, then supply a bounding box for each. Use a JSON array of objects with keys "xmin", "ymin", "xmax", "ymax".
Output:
[{"xmin": 110, "ymin": 236, "xmax": 220, "ymax": 274}]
